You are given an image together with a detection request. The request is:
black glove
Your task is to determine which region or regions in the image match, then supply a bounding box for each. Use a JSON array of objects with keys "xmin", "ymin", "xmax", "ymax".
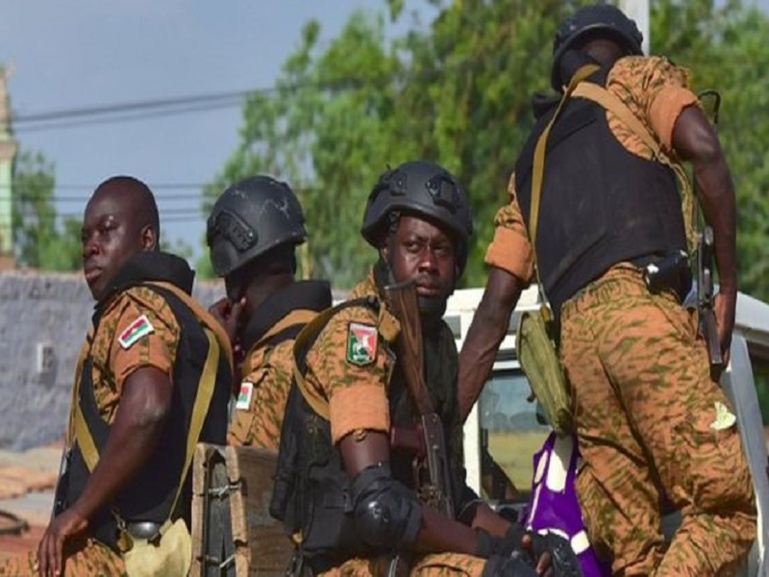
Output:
[
  {"xmin": 528, "ymin": 532, "xmax": 583, "ymax": 577},
  {"xmin": 475, "ymin": 524, "xmax": 531, "ymax": 560},
  {"xmin": 481, "ymin": 555, "xmax": 538, "ymax": 577}
]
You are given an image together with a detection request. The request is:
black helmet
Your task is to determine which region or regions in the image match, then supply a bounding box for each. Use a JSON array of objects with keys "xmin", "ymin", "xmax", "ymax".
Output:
[
  {"xmin": 361, "ymin": 160, "xmax": 473, "ymax": 273},
  {"xmin": 551, "ymin": 3, "xmax": 643, "ymax": 90},
  {"xmin": 207, "ymin": 175, "xmax": 307, "ymax": 277}
]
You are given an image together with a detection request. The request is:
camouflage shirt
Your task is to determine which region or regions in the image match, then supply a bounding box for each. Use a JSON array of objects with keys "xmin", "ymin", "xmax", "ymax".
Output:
[{"xmin": 69, "ymin": 284, "xmax": 180, "ymax": 435}]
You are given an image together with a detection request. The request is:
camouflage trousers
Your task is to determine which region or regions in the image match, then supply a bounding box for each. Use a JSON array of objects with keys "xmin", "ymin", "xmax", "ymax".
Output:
[
  {"xmin": 0, "ymin": 537, "xmax": 126, "ymax": 577},
  {"xmin": 560, "ymin": 265, "xmax": 756, "ymax": 577},
  {"xmin": 318, "ymin": 552, "xmax": 487, "ymax": 577}
]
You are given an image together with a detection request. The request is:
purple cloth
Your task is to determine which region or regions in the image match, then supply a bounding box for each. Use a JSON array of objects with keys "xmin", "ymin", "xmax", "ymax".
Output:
[{"xmin": 523, "ymin": 432, "xmax": 612, "ymax": 577}]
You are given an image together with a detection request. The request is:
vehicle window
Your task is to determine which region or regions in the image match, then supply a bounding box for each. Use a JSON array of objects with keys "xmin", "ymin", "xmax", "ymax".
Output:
[
  {"xmin": 749, "ymin": 351, "xmax": 769, "ymax": 426},
  {"xmin": 479, "ymin": 369, "xmax": 550, "ymax": 501}
]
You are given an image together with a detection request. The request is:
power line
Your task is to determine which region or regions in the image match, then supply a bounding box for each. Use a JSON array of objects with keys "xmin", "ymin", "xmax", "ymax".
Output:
[
  {"xmin": 12, "ymin": 89, "xmax": 252, "ymax": 124},
  {"xmin": 5, "ymin": 56, "xmax": 497, "ymax": 133}
]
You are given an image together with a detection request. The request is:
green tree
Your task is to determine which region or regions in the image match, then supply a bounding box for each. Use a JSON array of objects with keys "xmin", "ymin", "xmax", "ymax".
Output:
[
  {"xmin": 650, "ymin": 0, "xmax": 769, "ymax": 300},
  {"xmin": 12, "ymin": 150, "xmax": 81, "ymax": 271},
  {"xmin": 211, "ymin": 0, "xmax": 769, "ymax": 297}
]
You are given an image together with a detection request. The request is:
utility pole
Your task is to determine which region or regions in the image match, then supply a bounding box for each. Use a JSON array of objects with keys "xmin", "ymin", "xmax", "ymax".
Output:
[
  {"xmin": 0, "ymin": 66, "xmax": 17, "ymax": 270},
  {"xmin": 619, "ymin": 0, "xmax": 650, "ymax": 54}
]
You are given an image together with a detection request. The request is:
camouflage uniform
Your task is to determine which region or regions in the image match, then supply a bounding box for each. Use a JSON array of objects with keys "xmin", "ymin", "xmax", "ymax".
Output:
[
  {"xmin": 228, "ymin": 338, "xmax": 295, "ymax": 448},
  {"xmin": 228, "ymin": 281, "xmax": 332, "ymax": 448},
  {"xmin": 485, "ymin": 56, "xmax": 756, "ymax": 576},
  {"xmin": 297, "ymin": 271, "xmax": 486, "ymax": 577}
]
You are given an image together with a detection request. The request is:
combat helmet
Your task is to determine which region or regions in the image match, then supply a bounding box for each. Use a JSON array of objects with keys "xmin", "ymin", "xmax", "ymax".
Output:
[
  {"xmin": 551, "ymin": 3, "xmax": 643, "ymax": 90},
  {"xmin": 207, "ymin": 175, "xmax": 307, "ymax": 277},
  {"xmin": 361, "ymin": 160, "xmax": 473, "ymax": 273}
]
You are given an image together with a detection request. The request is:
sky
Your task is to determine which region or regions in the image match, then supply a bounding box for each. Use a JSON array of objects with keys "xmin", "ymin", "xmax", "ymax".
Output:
[
  {"xmin": 3, "ymin": 0, "xmax": 768, "ymax": 268},
  {"xmin": 0, "ymin": 0, "xmax": 416, "ymax": 264}
]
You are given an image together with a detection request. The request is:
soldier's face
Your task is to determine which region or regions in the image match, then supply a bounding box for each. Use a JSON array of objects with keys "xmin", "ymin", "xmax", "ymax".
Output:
[
  {"xmin": 382, "ymin": 215, "xmax": 456, "ymax": 301},
  {"xmin": 81, "ymin": 190, "xmax": 147, "ymax": 301}
]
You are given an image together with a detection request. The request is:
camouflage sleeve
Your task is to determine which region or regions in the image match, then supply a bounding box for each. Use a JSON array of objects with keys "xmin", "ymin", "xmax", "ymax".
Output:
[
  {"xmin": 228, "ymin": 341, "xmax": 294, "ymax": 449},
  {"xmin": 108, "ymin": 286, "xmax": 181, "ymax": 395},
  {"xmin": 607, "ymin": 55, "xmax": 700, "ymax": 152},
  {"xmin": 484, "ymin": 172, "xmax": 535, "ymax": 283},
  {"xmin": 304, "ymin": 305, "xmax": 392, "ymax": 445}
]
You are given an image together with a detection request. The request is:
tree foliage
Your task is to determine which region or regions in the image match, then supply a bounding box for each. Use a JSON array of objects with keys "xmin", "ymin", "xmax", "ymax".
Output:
[
  {"xmin": 12, "ymin": 150, "xmax": 81, "ymax": 271},
  {"xmin": 209, "ymin": 0, "xmax": 769, "ymax": 298}
]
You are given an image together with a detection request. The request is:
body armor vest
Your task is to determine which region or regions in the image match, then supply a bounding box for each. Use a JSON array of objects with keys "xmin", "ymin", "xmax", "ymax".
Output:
[
  {"xmin": 515, "ymin": 67, "xmax": 687, "ymax": 316},
  {"xmin": 66, "ymin": 256, "xmax": 230, "ymax": 551}
]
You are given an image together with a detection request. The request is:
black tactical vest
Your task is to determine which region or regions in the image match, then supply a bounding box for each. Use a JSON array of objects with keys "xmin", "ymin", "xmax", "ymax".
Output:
[
  {"xmin": 514, "ymin": 67, "xmax": 687, "ymax": 316},
  {"xmin": 65, "ymin": 253, "xmax": 231, "ymax": 551}
]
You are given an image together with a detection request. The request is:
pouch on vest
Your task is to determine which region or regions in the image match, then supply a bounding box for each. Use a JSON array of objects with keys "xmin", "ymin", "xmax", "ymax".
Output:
[
  {"xmin": 120, "ymin": 518, "xmax": 192, "ymax": 577},
  {"xmin": 517, "ymin": 307, "xmax": 572, "ymax": 435}
]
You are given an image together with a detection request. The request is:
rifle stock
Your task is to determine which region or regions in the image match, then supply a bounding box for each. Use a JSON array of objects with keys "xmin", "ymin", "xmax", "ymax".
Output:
[{"xmin": 384, "ymin": 280, "xmax": 455, "ymax": 518}]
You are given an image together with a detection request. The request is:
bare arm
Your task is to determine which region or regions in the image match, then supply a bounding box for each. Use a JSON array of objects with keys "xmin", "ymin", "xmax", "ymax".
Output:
[
  {"xmin": 38, "ymin": 367, "xmax": 172, "ymax": 576},
  {"xmin": 458, "ymin": 267, "xmax": 525, "ymax": 422},
  {"xmin": 672, "ymin": 105, "xmax": 737, "ymax": 354}
]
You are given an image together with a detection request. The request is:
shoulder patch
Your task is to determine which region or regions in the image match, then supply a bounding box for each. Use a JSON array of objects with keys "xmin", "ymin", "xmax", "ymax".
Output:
[
  {"xmin": 118, "ymin": 314, "xmax": 155, "ymax": 349},
  {"xmin": 235, "ymin": 381, "xmax": 254, "ymax": 410},
  {"xmin": 346, "ymin": 322, "xmax": 378, "ymax": 366}
]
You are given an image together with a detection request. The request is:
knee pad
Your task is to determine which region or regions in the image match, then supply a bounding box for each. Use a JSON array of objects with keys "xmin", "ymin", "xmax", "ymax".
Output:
[{"xmin": 349, "ymin": 463, "xmax": 423, "ymax": 550}]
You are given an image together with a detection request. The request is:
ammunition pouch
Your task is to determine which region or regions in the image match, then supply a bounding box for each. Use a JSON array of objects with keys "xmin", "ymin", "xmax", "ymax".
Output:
[{"xmin": 516, "ymin": 307, "xmax": 573, "ymax": 435}]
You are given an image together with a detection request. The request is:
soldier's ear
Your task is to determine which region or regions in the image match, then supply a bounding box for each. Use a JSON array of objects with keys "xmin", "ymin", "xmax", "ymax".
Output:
[{"xmin": 141, "ymin": 225, "xmax": 158, "ymax": 251}]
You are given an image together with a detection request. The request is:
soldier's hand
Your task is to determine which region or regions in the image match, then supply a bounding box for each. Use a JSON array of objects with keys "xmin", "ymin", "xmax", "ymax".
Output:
[
  {"xmin": 209, "ymin": 297, "xmax": 246, "ymax": 347},
  {"xmin": 37, "ymin": 508, "xmax": 88, "ymax": 577},
  {"xmin": 523, "ymin": 532, "xmax": 582, "ymax": 577},
  {"xmin": 476, "ymin": 525, "xmax": 553, "ymax": 576},
  {"xmin": 714, "ymin": 290, "xmax": 736, "ymax": 367}
]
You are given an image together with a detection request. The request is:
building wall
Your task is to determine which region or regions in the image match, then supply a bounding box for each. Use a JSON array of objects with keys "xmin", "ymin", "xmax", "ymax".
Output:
[{"xmin": 0, "ymin": 271, "xmax": 224, "ymax": 450}]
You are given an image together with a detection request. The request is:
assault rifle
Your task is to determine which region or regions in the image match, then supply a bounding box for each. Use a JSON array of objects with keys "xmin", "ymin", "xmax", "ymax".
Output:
[
  {"xmin": 384, "ymin": 280, "xmax": 455, "ymax": 518},
  {"xmin": 698, "ymin": 225, "xmax": 723, "ymax": 380}
]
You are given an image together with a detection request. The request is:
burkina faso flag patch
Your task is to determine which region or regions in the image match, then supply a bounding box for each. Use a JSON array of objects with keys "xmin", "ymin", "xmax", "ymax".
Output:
[
  {"xmin": 346, "ymin": 322, "xmax": 378, "ymax": 366},
  {"xmin": 118, "ymin": 314, "xmax": 155, "ymax": 349}
]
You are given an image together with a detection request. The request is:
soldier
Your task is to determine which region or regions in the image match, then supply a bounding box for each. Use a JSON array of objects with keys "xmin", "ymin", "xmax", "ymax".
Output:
[
  {"xmin": 206, "ymin": 175, "xmax": 332, "ymax": 448},
  {"xmin": 271, "ymin": 161, "xmax": 564, "ymax": 577},
  {"xmin": 0, "ymin": 176, "xmax": 232, "ymax": 577},
  {"xmin": 458, "ymin": 4, "xmax": 756, "ymax": 576}
]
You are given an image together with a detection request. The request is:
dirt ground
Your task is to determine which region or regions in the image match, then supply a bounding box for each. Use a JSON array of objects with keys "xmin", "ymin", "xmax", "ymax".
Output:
[{"xmin": 0, "ymin": 443, "xmax": 60, "ymax": 563}]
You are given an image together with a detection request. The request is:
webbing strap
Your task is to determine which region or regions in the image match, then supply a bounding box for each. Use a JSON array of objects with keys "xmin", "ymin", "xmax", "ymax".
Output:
[
  {"xmin": 167, "ymin": 328, "xmax": 219, "ymax": 525},
  {"xmin": 291, "ymin": 306, "xmax": 343, "ymax": 421},
  {"xmin": 66, "ymin": 332, "xmax": 92, "ymax": 448},
  {"xmin": 530, "ymin": 63, "xmax": 599, "ymax": 303},
  {"xmin": 146, "ymin": 281, "xmax": 234, "ymax": 372}
]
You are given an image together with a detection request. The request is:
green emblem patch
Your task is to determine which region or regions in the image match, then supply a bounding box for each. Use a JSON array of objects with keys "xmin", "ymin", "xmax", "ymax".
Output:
[{"xmin": 346, "ymin": 322, "xmax": 378, "ymax": 366}]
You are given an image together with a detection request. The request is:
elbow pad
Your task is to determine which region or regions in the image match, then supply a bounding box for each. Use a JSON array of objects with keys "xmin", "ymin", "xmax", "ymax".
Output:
[{"xmin": 349, "ymin": 463, "xmax": 423, "ymax": 550}]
